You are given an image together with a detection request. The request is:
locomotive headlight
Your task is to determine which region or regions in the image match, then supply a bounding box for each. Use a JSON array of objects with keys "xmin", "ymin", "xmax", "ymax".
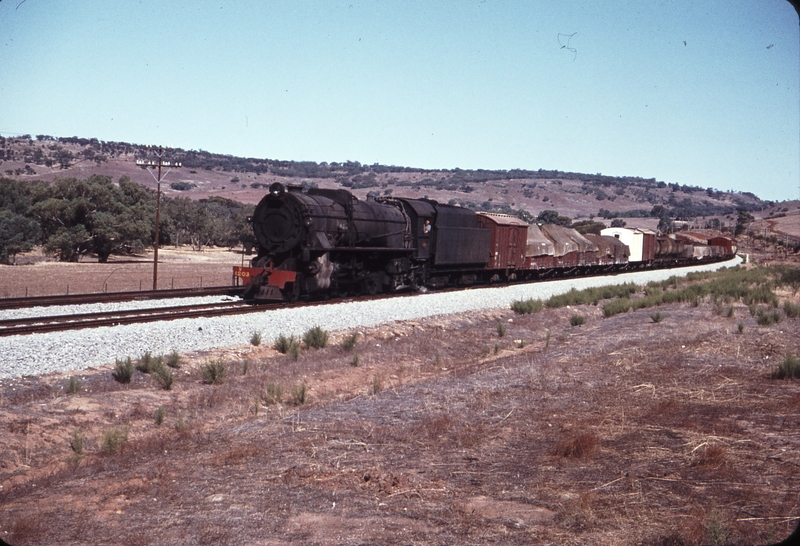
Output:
[{"xmin": 269, "ymin": 182, "xmax": 286, "ymax": 196}]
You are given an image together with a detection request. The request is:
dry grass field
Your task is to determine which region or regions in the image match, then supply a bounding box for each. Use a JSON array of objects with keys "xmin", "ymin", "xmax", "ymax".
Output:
[
  {"xmin": 1, "ymin": 256, "xmax": 799, "ymax": 545},
  {"xmin": 0, "ymin": 247, "xmax": 243, "ymax": 298}
]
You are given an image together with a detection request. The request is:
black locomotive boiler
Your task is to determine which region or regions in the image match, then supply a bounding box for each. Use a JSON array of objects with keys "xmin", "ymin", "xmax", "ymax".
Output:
[{"xmin": 236, "ymin": 183, "xmax": 491, "ymax": 300}]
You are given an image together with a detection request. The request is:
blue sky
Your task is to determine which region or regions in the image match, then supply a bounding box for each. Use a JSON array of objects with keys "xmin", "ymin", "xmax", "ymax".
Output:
[{"xmin": 1, "ymin": 0, "xmax": 798, "ymax": 201}]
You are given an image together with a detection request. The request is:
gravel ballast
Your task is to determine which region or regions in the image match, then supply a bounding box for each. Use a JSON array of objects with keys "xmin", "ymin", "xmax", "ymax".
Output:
[{"xmin": 0, "ymin": 257, "xmax": 742, "ymax": 380}]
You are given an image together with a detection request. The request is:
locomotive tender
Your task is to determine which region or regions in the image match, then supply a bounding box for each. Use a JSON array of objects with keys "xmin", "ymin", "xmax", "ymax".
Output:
[{"xmin": 234, "ymin": 183, "xmax": 736, "ymax": 301}]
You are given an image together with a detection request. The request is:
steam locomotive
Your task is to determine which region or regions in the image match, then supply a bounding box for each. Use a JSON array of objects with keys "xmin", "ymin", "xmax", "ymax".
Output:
[{"xmin": 234, "ymin": 183, "xmax": 737, "ymax": 301}]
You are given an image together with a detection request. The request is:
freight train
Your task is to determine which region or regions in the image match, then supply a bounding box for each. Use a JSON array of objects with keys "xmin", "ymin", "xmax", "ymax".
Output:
[{"xmin": 233, "ymin": 183, "xmax": 737, "ymax": 301}]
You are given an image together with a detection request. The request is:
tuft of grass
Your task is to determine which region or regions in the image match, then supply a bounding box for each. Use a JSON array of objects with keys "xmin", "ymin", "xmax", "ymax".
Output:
[
  {"xmin": 262, "ymin": 382, "xmax": 284, "ymax": 405},
  {"xmin": 554, "ymin": 433, "xmax": 598, "ymax": 459},
  {"xmin": 341, "ymin": 331, "xmax": 359, "ymax": 351},
  {"xmin": 704, "ymin": 509, "xmax": 730, "ymax": 546},
  {"xmin": 511, "ymin": 298, "xmax": 543, "ymax": 315},
  {"xmin": 737, "ymin": 322, "xmax": 744, "ymax": 334},
  {"xmin": 70, "ymin": 430, "xmax": 84, "ymax": 456},
  {"xmin": 756, "ymin": 308, "xmax": 782, "ymax": 327},
  {"xmin": 274, "ymin": 334, "xmax": 301, "ymax": 358},
  {"xmin": 603, "ymin": 298, "xmax": 631, "ymax": 318},
  {"xmin": 694, "ymin": 444, "xmax": 727, "ymax": 468},
  {"xmin": 200, "ymin": 360, "xmax": 227, "ymax": 385},
  {"xmin": 151, "ymin": 364, "xmax": 174, "ymax": 390},
  {"xmin": 291, "ymin": 383, "xmax": 308, "ymax": 405},
  {"xmin": 783, "ymin": 300, "xmax": 800, "ymax": 318},
  {"xmin": 772, "ymin": 353, "xmax": 800, "ymax": 379},
  {"xmin": 154, "ymin": 406, "xmax": 166, "ymax": 425},
  {"xmin": 65, "ymin": 375, "xmax": 82, "ymax": 394},
  {"xmin": 371, "ymin": 375, "xmax": 383, "ymax": 396},
  {"xmin": 303, "ymin": 325, "xmax": 329, "ymax": 349},
  {"xmin": 250, "ymin": 331, "xmax": 262, "ymax": 346},
  {"xmin": 497, "ymin": 323, "xmax": 507, "ymax": 337},
  {"xmin": 726, "ymin": 305, "xmax": 735, "ymax": 318},
  {"xmin": 136, "ymin": 352, "xmax": 162, "ymax": 374},
  {"xmin": 569, "ymin": 314, "xmax": 585, "ymax": 327},
  {"xmin": 545, "ymin": 330, "xmax": 551, "ymax": 348},
  {"xmin": 241, "ymin": 359, "xmax": 250, "ymax": 375},
  {"xmin": 494, "ymin": 343, "xmax": 500, "ymax": 354},
  {"xmin": 175, "ymin": 412, "xmax": 187, "ymax": 434},
  {"xmin": 112, "ymin": 358, "xmax": 134, "ymax": 383},
  {"xmin": 351, "ymin": 354, "xmax": 360, "ymax": 367},
  {"xmin": 101, "ymin": 426, "xmax": 128, "ymax": 454},
  {"xmin": 650, "ymin": 311, "xmax": 664, "ymax": 323},
  {"xmin": 165, "ymin": 350, "xmax": 181, "ymax": 369}
]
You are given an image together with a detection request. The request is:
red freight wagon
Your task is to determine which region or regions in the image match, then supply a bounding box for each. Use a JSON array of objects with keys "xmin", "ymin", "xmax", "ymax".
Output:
[{"xmin": 476, "ymin": 212, "xmax": 528, "ymax": 273}]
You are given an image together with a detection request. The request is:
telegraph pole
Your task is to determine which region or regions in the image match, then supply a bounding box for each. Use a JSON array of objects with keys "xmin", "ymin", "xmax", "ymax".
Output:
[{"xmin": 137, "ymin": 147, "xmax": 180, "ymax": 290}]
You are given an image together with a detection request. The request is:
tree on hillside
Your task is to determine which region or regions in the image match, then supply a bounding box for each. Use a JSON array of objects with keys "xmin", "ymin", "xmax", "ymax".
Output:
[
  {"xmin": 572, "ymin": 220, "xmax": 606, "ymax": 235},
  {"xmin": 536, "ymin": 210, "xmax": 572, "ymax": 227},
  {"xmin": 735, "ymin": 208, "xmax": 754, "ymax": 236}
]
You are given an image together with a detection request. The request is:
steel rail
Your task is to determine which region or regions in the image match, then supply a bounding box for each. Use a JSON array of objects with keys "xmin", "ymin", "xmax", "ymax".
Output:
[
  {"xmin": 0, "ymin": 301, "xmax": 265, "ymax": 337},
  {"xmin": 0, "ymin": 286, "xmax": 245, "ymax": 311}
]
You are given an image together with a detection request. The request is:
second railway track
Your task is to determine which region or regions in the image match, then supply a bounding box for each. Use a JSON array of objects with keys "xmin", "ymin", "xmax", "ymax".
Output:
[{"xmin": 0, "ymin": 301, "xmax": 265, "ymax": 337}]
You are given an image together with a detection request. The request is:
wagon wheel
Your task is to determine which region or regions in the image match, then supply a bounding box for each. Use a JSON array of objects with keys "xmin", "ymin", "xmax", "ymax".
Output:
[{"xmin": 283, "ymin": 282, "xmax": 300, "ymax": 302}]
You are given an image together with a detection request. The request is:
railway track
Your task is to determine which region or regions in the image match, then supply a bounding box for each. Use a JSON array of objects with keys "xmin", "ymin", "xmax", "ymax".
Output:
[
  {"xmin": 0, "ymin": 300, "xmax": 266, "ymax": 337},
  {"xmin": 0, "ymin": 286, "xmax": 245, "ymax": 311},
  {"xmin": 0, "ymin": 257, "xmax": 740, "ymax": 338}
]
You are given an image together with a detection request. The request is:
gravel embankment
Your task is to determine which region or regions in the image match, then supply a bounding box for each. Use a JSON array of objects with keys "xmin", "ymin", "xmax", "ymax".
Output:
[{"xmin": 0, "ymin": 257, "xmax": 741, "ymax": 380}]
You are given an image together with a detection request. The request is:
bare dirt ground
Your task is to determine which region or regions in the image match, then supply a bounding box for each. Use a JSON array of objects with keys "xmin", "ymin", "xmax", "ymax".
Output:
[{"xmin": 1, "ymin": 253, "xmax": 799, "ymax": 545}]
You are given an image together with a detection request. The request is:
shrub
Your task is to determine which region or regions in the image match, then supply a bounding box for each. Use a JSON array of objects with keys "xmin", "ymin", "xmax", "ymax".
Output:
[
  {"xmin": 250, "ymin": 332, "xmax": 262, "ymax": 346},
  {"xmin": 497, "ymin": 323, "xmax": 507, "ymax": 337},
  {"xmin": 351, "ymin": 354, "xmax": 360, "ymax": 367},
  {"xmin": 737, "ymin": 322, "xmax": 744, "ymax": 334},
  {"xmin": 200, "ymin": 360, "xmax": 227, "ymax": 384},
  {"xmin": 371, "ymin": 375, "xmax": 382, "ymax": 395},
  {"xmin": 603, "ymin": 298, "xmax": 631, "ymax": 317},
  {"xmin": 772, "ymin": 354, "xmax": 800, "ymax": 379},
  {"xmin": 154, "ymin": 406, "xmax": 166, "ymax": 425},
  {"xmin": 101, "ymin": 427, "xmax": 128, "ymax": 454},
  {"xmin": 783, "ymin": 300, "xmax": 800, "ymax": 318},
  {"xmin": 341, "ymin": 331, "xmax": 359, "ymax": 351},
  {"xmin": 136, "ymin": 352, "xmax": 161, "ymax": 374},
  {"xmin": 151, "ymin": 364, "xmax": 174, "ymax": 390},
  {"xmin": 291, "ymin": 383, "xmax": 308, "ymax": 405},
  {"xmin": 66, "ymin": 375, "xmax": 82, "ymax": 394},
  {"xmin": 726, "ymin": 305, "xmax": 735, "ymax": 318},
  {"xmin": 304, "ymin": 326, "xmax": 329, "ymax": 349},
  {"xmin": 511, "ymin": 298, "xmax": 543, "ymax": 314},
  {"xmin": 165, "ymin": 351, "xmax": 181, "ymax": 369},
  {"xmin": 175, "ymin": 412, "xmax": 187, "ymax": 433},
  {"xmin": 650, "ymin": 311, "xmax": 664, "ymax": 323},
  {"xmin": 756, "ymin": 308, "xmax": 782, "ymax": 327},
  {"xmin": 704, "ymin": 509, "xmax": 729, "ymax": 546},
  {"xmin": 569, "ymin": 314, "xmax": 585, "ymax": 327},
  {"xmin": 262, "ymin": 382, "xmax": 284, "ymax": 405},
  {"xmin": 274, "ymin": 334, "xmax": 301, "ymax": 358},
  {"xmin": 70, "ymin": 430, "xmax": 84, "ymax": 455},
  {"xmin": 112, "ymin": 358, "xmax": 134, "ymax": 383}
]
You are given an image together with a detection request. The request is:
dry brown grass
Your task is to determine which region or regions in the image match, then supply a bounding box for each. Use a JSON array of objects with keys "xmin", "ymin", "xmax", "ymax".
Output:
[{"xmin": 1, "ymin": 285, "xmax": 800, "ymax": 544}]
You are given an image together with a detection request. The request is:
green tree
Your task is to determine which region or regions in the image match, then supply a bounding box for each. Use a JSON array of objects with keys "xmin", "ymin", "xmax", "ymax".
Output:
[
  {"xmin": 735, "ymin": 209, "xmax": 754, "ymax": 236},
  {"xmin": 0, "ymin": 210, "xmax": 40, "ymax": 264}
]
